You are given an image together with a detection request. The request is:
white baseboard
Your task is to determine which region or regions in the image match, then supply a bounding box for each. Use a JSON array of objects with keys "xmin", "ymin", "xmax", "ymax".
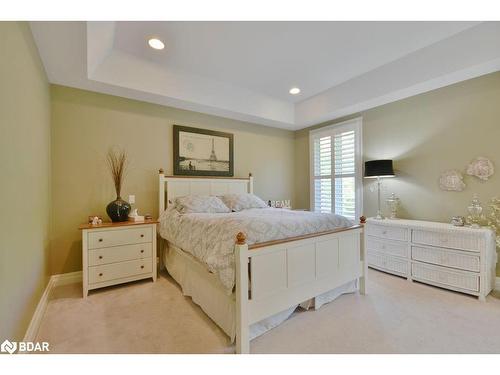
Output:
[
  {"xmin": 23, "ymin": 271, "xmax": 83, "ymax": 342},
  {"xmin": 51, "ymin": 270, "xmax": 83, "ymax": 286}
]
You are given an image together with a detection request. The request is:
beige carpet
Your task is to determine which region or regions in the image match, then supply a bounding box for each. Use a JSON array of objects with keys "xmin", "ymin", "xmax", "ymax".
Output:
[{"xmin": 35, "ymin": 269, "xmax": 500, "ymax": 354}]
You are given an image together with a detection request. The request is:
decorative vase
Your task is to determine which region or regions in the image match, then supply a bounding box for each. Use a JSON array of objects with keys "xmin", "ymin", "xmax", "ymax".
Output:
[
  {"xmin": 106, "ymin": 196, "xmax": 131, "ymax": 222},
  {"xmin": 386, "ymin": 192, "xmax": 400, "ymax": 219},
  {"xmin": 466, "ymin": 193, "xmax": 484, "ymax": 229}
]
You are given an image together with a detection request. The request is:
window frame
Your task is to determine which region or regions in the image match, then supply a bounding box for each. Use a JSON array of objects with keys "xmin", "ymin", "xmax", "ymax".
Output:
[{"xmin": 309, "ymin": 117, "xmax": 363, "ymax": 220}]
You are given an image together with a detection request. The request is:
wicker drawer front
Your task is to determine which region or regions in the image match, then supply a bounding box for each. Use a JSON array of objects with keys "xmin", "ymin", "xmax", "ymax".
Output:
[
  {"xmin": 366, "ymin": 224, "xmax": 408, "ymax": 241},
  {"xmin": 411, "ymin": 262, "xmax": 479, "ymax": 292},
  {"xmin": 367, "ymin": 236, "xmax": 408, "ymax": 258},
  {"xmin": 368, "ymin": 251, "xmax": 408, "ymax": 276},
  {"xmin": 89, "ymin": 258, "xmax": 152, "ymax": 284},
  {"xmin": 88, "ymin": 227, "xmax": 153, "ymax": 249},
  {"xmin": 88, "ymin": 243, "xmax": 152, "ymax": 266},
  {"xmin": 411, "ymin": 246, "xmax": 480, "ymax": 272},
  {"xmin": 412, "ymin": 229, "xmax": 482, "ymax": 252}
]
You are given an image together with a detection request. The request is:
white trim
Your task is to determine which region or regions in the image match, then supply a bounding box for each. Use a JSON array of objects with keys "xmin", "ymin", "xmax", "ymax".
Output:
[
  {"xmin": 51, "ymin": 271, "xmax": 83, "ymax": 286},
  {"xmin": 23, "ymin": 271, "xmax": 83, "ymax": 342},
  {"xmin": 309, "ymin": 117, "xmax": 363, "ymax": 219}
]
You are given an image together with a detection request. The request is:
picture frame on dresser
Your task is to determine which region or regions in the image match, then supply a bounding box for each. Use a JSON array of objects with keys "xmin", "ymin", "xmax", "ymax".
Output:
[{"xmin": 364, "ymin": 218, "xmax": 498, "ymax": 301}]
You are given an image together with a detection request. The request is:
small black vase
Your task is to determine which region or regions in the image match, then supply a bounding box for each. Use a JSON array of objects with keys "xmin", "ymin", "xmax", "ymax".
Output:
[{"xmin": 106, "ymin": 196, "xmax": 131, "ymax": 222}]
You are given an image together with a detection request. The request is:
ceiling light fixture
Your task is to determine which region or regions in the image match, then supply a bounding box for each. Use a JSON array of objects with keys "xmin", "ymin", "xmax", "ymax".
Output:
[
  {"xmin": 148, "ymin": 38, "xmax": 165, "ymax": 50},
  {"xmin": 289, "ymin": 87, "xmax": 301, "ymax": 95}
]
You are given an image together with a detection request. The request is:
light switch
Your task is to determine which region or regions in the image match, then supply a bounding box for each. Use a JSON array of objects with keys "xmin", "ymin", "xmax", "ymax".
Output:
[{"xmin": 128, "ymin": 195, "xmax": 135, "ymax": 204}]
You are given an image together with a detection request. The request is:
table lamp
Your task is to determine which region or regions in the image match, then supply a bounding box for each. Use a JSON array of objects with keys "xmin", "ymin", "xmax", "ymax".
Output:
[{"xmin": 364, "ymin": 160, "xmax": 395, "ymax": 220}]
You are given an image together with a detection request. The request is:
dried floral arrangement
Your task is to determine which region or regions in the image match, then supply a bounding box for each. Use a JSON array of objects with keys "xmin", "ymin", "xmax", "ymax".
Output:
[
  {"xmin": 106, "ymin": 148, "xmax": 128, "ymax": 199},
  {"xmin": 486, "ymin": 197, "xmax": 500, "ymax": 248}
]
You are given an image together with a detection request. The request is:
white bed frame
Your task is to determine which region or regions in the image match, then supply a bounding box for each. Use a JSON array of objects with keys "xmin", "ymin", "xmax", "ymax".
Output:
[{"xmin": 158, "ymin": 170, "xmax": 366, "ymax": 354}]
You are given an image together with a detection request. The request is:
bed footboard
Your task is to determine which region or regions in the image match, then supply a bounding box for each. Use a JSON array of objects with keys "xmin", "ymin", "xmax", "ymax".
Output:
[{"xmin": 234, "ymin": 225, "xmax": 365, "ymax": 354}]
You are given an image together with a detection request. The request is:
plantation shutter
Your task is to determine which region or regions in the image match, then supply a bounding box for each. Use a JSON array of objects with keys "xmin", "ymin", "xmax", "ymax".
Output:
[{"xmin": 310, "ymin": 119, "xmax": 362, "ymax": 220}]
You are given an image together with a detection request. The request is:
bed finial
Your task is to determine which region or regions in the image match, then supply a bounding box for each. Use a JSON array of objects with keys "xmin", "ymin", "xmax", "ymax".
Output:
[
  {"xmin": 248, "ymin": 172, "xmax": 252, "ymax": 177},
  {"xmin": 159, "ymin": 168, "xmax": 164, "ymax": 174},
  {"xmin": 236, "ymin": 232, "xmax": 247, "ymax": 245}
]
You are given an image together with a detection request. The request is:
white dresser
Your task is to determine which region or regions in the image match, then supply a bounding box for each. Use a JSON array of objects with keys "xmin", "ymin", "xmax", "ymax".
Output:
[
  {"xmin": 80, "ymin": 220, "xmax": 158, "ymax": 297},
  {"xmin": 365, "ymin": 218, "xmax": 497, "ymax": 301}
]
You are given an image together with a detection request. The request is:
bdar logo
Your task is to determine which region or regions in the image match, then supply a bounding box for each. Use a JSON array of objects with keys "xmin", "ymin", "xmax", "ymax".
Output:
[{"xmin": 1, "ymin": 339, "xmax": 17, "ymax": 354}]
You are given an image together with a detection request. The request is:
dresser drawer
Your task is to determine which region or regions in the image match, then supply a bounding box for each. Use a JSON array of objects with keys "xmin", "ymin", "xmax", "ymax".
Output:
[
  {"xmin": 368, "ymin": 250, "xmax": 408, "ymax": 276},
  {"xmin": 411, "ymin": 245, "xmax": 480, "ymax": 272},
  {"xmin": 366, "ymin": 236, "xmax": 408, "ymax": 258},
  {"xmin": 88, "ymin": 258, "xmax": 152, "ymax": 284},
  {"xmin": 366, "ymin": 224, "xmax": 408, "ymax": 241},
  {"xmin": 411, "ymin": 262, "xmax": 479, "ymax": 292},
  {"xmin": 412, "ymin": 229, "xmax": 482, "ymax": 253},
  {"xmin": 88, "ymin": 227, "xmax": 153, "ymax": 249},
  {"xmin": 88, "ymin": 243, "xmax": 152, "ymax": 266}
]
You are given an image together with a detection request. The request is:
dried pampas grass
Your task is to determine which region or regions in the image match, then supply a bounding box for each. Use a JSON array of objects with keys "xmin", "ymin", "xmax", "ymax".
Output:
[{"xmin": 106, "ymin": 148, "xmax": 128, "ymax": 198}]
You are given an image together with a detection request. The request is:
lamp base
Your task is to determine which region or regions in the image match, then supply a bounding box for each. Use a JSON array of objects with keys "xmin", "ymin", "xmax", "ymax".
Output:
[{"xmin": 374, "ymin": 211, "xmax": 385, "ymax": 220}]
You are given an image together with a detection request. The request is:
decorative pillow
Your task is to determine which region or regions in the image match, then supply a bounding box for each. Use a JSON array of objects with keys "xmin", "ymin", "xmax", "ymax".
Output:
[
  {"xmin": 174, "ymin": 195, "xmax": 231, "ymax": 214},
  {"xmin": 220, "ymin": 193, "xmax": 268, "ymax": 212}
]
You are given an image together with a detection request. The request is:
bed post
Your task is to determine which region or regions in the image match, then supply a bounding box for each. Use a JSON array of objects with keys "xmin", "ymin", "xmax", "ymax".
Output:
[
  {"xmin": 248, "ymin": 173, "xmax": 254, "ymax": 194},
  {"xmin": 235, "ymin": 232, "xmax": 250, "ymax": 354},
  {"xmin": 159, "ymin": 169, "xmax": 165, "ymax": 214},
  {"xmin": 359, "ymin": 227, "xmax": 367, "ymax": 295}
]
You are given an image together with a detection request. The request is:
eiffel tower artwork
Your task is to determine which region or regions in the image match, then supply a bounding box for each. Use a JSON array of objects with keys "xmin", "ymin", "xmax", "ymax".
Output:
[{"xmin": 209, "ymin": 138, "xmax": 217, "ymax": 162}]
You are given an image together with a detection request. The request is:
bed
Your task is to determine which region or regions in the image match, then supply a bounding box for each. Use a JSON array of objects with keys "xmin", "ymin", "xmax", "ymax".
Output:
[{"xmin": 158, "ymin": 170, "xmax": 366, "ymax": 353}]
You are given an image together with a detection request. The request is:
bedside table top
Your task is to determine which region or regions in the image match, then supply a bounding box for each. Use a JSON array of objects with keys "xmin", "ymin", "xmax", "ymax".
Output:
[{"xmin": 78, "ymin": 219, "xmax": 159, "ymax": 230}]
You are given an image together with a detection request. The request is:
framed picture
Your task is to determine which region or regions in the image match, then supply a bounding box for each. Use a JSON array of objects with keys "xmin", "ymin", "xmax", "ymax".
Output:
[{"xmin": 173, "ymin": 125, "xmax": 234, "ymax": 177}]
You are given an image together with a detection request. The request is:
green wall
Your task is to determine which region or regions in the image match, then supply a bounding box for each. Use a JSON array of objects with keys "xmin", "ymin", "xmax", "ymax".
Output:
[
  {"xmin": 294, "ymin": 72, "xmax": 500, "ymax": 275},
  {"xmin": 0, "ymin": 22, "xmax": 51, "ymax": 341},
  {"xmin": 50, "ymin": 85, "xmax": 295, "ymax": 274}
]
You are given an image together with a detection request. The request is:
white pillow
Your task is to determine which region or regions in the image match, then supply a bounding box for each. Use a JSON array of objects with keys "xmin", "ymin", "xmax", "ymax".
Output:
[
  {"xmin": 220, "ymin": 193, "xmax": 268, "ymax": 212},
  {"xmin": 174, "ymin": 195, "xmax": 231, "ymax": 214}
]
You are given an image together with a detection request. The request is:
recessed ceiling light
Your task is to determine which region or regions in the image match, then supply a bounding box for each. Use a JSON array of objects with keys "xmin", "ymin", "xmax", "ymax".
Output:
[
  {"xmin": 148, "ymin": 38, "xmax": 165, "ymax": 50},
  {"xmin": 289, "ymin": 87, "xmax": 301, "ymax": 95}
]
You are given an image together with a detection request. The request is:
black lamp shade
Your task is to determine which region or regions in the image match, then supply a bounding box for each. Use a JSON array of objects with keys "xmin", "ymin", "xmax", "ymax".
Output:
[{"xmin": 364, "ymin": 160, "xmax": 395, "ymax": 178}]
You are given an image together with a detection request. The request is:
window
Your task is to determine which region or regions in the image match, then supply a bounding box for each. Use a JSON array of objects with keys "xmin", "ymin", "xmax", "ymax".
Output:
[{"xmin": 309, "ymin": 118, "xmax": 362, "ymax": 220}]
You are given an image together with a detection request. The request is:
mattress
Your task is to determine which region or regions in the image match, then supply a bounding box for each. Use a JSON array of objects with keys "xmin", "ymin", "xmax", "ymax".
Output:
[{"xmin": 158, "ymin": 206, "xmax": 353, "ymax": 291}]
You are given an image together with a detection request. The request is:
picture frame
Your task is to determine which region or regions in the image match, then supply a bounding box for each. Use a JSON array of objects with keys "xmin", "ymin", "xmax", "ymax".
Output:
[{"xmin": 173, "ymin": 125, "xmax": 234, "ymax": 177}]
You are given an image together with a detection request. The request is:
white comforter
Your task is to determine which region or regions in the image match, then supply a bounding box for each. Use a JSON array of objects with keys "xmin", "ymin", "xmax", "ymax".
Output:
[{"xmin": 158, "ymin": 207, "xmax": 353, "ymax": 291}]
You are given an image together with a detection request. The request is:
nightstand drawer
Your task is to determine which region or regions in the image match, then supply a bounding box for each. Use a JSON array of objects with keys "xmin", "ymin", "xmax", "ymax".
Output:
[
  {"xmin": 88, "ymin": 258, "xmax": 152, "ymax": 284},
  {"xmin": 412, "ymin": 229, "xmax": 482, "ymax": 252},
  {"xmin": 366, "ymin": 236, "xmax": 408, "ymax": 258},
  {"xmin": 411, "ymin": 245, "xmax": 480, "ymax": 272},
  {"xmin": 88, "ymin": 227, "xmax": 152, "ymax": 249},
  {"xmin": 88, "ymin": 243, "xmax": 153, "ymax": 266},
  {"xmin": 366, "ymin": 223, "xmax": 408, "ymax": 241}
]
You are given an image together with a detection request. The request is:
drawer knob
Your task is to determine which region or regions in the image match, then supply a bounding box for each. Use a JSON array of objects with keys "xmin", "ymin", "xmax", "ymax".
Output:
[
  {"xmin": 99, "ymin": 255, "xmax": 103, "ymax": 259},
  {"xmin": 99, "ymin": 273, "xmax": 103, "ymax": 277},
  {"xmin": 140, "ymin": 265, "xmax": 144, "ymax": 269},
  {"xmin": 140, "ymin": 250, "xmax": 144, "ymax": 253},
  {"xmin": 140, "ymin": 234, "xmax": 144, "ymax": 238},
  {"xmin": 99, "ymin": 238, "xmax": 103, "ymax": 242}
]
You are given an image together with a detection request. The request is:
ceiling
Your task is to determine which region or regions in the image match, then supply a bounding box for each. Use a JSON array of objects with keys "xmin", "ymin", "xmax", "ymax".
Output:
[{"xmin": 30, "ymin": 21, "xmax": 500, "ymax": 130}]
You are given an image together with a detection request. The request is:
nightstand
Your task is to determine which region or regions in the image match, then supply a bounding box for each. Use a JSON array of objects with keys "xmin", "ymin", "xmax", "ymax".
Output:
[{"xmin": 79, "ymin": 220, "xmax": 158, "ymax": 297}]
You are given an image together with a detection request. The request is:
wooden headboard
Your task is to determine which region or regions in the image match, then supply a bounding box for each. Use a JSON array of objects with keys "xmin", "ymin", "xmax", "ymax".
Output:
[{"xmin": 158, "ymin": 169, "xmax": 254, "ymax": 214}]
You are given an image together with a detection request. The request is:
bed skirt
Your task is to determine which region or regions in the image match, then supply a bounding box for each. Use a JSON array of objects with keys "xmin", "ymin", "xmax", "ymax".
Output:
[{"xmin": 163, "ymin": 243, "xmax": 358, "ymax": 342}]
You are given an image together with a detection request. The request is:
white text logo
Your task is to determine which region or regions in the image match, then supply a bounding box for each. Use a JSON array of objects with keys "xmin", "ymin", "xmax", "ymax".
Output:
[{"xmin": 1, "ymin": 339, "xmax": 49, "ymax": 354}]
